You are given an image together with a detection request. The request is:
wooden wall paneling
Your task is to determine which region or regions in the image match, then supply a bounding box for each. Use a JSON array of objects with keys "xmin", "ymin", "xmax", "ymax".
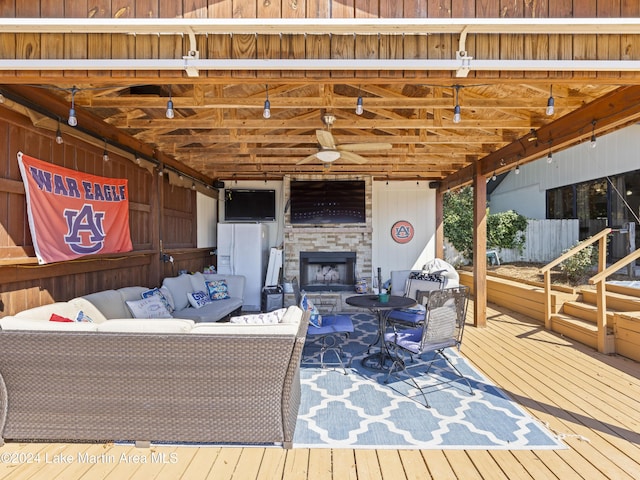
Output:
[
  {"xmin": 332, "ymin": 0, "xmax": 355, "ymax": 18},
  {"xmin": 621, "ymin": 0, "xmax": 640, "ymax": 80},
  {"xmin": 307, "ymin": 0, "xmax": 330, "ymax": 17},
  {"xmin": 451, "ymin": 0, "xmax": 477, "ymax": 17},
  {"xmin": 283, "ymin": 0, "xmax": 305, "ymax": 18},
  {"xmin": 305, "ymin": 34, "xmax": 331, "ymax": 79},
  {"xmin": 258, "ymin": 0, "xmax": 281, "ymax": 18},
  {"xmin": 232, "ymin": 34, "xmax": 258, "ymax": 78},
  {"xmin": 208, "ymin": 0, "xmax": 232, "ymax": 79},
  {"xmin": 0, "ymin": 2, "xmax": 16, "ymax": 78},
  {"xmin": 15, "ymin": 1, "xmax": 40, "ymax": 80},
  {"xmin": 524, "ymin": 0, "xmax": 549, "ymax": 80},
  {"xmin": 474, "ymin": 2, "xmax": 499, "ymax": 80},
  {"xmin": 257, "ymin": 34, "xmax": 282, "ymax": 80},
  {"xmin": 572, "ymin": 0, "xmax": 597, "ymax": 79},
  {"xmin": 63, "ymin": 0, "xmax": 88, "ymax": 79},
  {"xmin": 547, "ymin": 0, "xmax": 573, "ymax": 79},
  {"xmin": 281, "ymin": 34, "xmax": 306, "ymax": 79},
  {"xmin": 184, "ymin": 0, "xmax": 209, "ymax": 18},
  {"xmin": 87, "ymin": 1, "xmax": 112, "ymax": 79},
  {"xmin": 378, "ymin": 1, "xmax": 403, "ymax": 80},
  {"xmin": 158, "ymin": 0, "xmax": 182, "ymax": 79},
  {"xmin": 355, "ymin": 0, "xmax": 379, "ymax": 80},
  {"xmin": 597, "ymin": 0, "xmax": 623, "ymax": 80},
  {"xmin": 330, "ymin": 0, "xmax": 355, "ymax": 78},
  {"xmin": 135, "ymin": 0, "xmax": 160, "ymax": 78},
  {"xmin": 426, "ymin": 0, "xmax": 454, "ymax": 81},
  {"xmin": 403, "ymin": 1, "xmax": 429, "ymax": 80}
]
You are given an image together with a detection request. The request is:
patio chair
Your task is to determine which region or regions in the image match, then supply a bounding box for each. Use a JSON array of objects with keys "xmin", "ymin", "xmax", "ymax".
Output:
[
  {"xmin": 292, "ymin": 278, "xmax": 354, "ymax": 374},
  {"xmin": 383, "ymin": 285, "xmax": 473, "ymax": 408},
  {"xmin": 386, "ymin": 270, "xmax": 445, "ymax": 328}
]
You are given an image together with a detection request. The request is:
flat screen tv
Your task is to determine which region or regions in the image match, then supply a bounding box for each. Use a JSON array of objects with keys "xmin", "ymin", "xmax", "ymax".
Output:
[
  {"xmin": 224, "ymin": 189, "xmax": 276, "ymax": 221},
  {"xmin": 290, "ymin": 180, "xmax": 366, "ymax": 224}
]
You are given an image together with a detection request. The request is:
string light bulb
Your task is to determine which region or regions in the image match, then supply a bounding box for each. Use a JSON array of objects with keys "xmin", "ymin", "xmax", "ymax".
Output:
[
  {"xmin": 166, "ymin": 87, "xmax": 174, "ymax": 119},
  {"xmin": 102, "ymin": 140, "xmax": 109, "ymax": 162},
  {"xmin": 68, "ymin": 86, "xmax": 78, "ymax": 127},
  {"xmin": 355, "ymin": 94, "xmax": 363, "ymax": 115},
  {"xmin": 590, "ymin": 120, "xmax": 597, "ymax": 148},
  {"xmin": 263, "ymin": 85, "xmax": 271, "ymax": 119},
  {"xmin": 491, "ymin": 171, "xmax": 497, "ymax": 181},
  {"xmin": 546, "ymin": 85, "xmax": 555, "ymax": 116},
  {"xmin": 547, "ymin": 151, "xmax": 553, "ymax": 163},
  {"xmin": 515, "ymin": 164, "xmax": 520, "ymax": 175},
  {"xmin": 55, "ymin": 120, "xmax": 63, "ymax": 144},
  {"xmin": 453, "ymin": 86, "xmax": 461, "ymax": 124}
]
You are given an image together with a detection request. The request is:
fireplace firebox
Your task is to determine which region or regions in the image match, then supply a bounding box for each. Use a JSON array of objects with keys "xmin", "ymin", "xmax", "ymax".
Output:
[{"xmin": 299, "ymin": 252, "xmax": 356, "ymax": 292}]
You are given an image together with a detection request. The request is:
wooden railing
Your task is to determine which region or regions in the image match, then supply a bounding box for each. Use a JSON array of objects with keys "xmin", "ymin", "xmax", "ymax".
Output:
[
  {"xmin": 588, "ymin": 247, "xmax": 640, "ymax": 353},
  {"xmin": 539, "ymin": 228, "xmax": 611, "ymax": 344}
]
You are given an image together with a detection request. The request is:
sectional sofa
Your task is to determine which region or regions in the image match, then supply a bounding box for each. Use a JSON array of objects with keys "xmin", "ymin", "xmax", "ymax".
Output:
[{"xmin": 0, "ymin": 273, "xmax": 310, "ymax": 448}]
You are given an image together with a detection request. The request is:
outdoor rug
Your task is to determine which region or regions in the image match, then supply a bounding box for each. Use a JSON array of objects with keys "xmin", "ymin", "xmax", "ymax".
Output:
[{"xmin": 294, "ymin": 312, "xmax": 565, "ymax": 450}]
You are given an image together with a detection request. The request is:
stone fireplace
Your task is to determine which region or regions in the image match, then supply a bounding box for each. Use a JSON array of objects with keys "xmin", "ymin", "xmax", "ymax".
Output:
[
  {"xmin": 299, "ymin": 251, "xmax": 357, "ymax": 291},
  {"xmin": 283, "ymin": 175, "xmax": 372, "ymax": 294}
]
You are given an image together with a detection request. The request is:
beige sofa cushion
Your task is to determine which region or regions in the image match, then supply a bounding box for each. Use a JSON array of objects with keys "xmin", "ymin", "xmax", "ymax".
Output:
[
  {"xmin": 162, "ymin": 274, "xmax": 193, "ymax": 311},
  {"xmin": 0, "ymin": 317, "xmax": 99, "ymax": 331},
  {"xmin": 96, "ymin": 319, "xmax": 195, "ymax": 333},
  {"xmin": 77, "ymin": 290, "xmax": 130, "ymax": 319},
  {"xmin": 14, "ymin": 302, "xmax": 80, "ymax": 321},
  {"xmin": 190, "ymin": 322, "xmax": 300, "ymax": 336}
]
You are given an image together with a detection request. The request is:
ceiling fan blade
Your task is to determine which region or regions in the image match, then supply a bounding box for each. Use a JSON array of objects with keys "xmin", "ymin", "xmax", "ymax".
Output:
[
  {"xmin": 297, "ymin": 153, "xmax": 319, "ymax": 165},
  {"xmin": 338, "ymin": 142, "xmax": 393, "ymax": 152},
  {"xmin": 316, "ymin": 129, "xmax": 336, "ymax": 149},
  {"xmin": 339, "ymin": 151, "xmax": 369, "ymax": 164}
]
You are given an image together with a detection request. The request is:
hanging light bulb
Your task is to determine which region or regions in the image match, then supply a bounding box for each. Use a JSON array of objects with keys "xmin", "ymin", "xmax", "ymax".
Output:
[
  {"xmin": 263, "ymin": 85, "xmax": 271, "ymax": 119},
  {"xmin": 547, "ymin": 151, "xmax": 553, "ymax": 163},
  {"xmin": 102, "ymin": 140, "xmax": 109, "ymax": 162},
  {"xmin": 546, "ymin": 85, "xmax": 555, "ymax": 116},
  {"xmin": 166, "ymin": 87, "xmax": 174, "ymax": 119},
  {"xmin": 68, "ymin": 86, "xmax": 78, "ymax": 127},
  {"xmin": 355, "ymin": 95, "xmax": 363, "ymax": 115},
  {"xmin": 191, "ymin": 183, "xmax": 196, "ymax": 190},
  {"xmin": 590, "ymin": 120, "xmax": 597, "ymax": 148},
  {"xmin": 491, "ymin": 171, "xmax": 497, "ymax": 181},
  {"xmin": 515, "ymin": 164, "xmax": 520, "ymax": 175},
  {"xmin": 55, "ymin": 120, "xmax": 63, "ymax": 144},
  {"xmin": 453, "ymin": 86, "xmax": 461, "ymax": 123}
]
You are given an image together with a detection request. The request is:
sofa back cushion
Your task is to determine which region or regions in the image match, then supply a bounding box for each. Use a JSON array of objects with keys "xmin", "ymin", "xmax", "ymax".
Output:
[
  {"xmin": 162, "ymin": 274, "xmax": 193, "ymax": 311},
  {"xmin": 77, "ymin": 290, "xmax": 130, "ymax": 319},
  {"xmin": 14, "ymin": 302, "xmax": 80, "ymax": 321},
  {"xmin": 0, "ymin": 316, "xmax": 99, "ymax": 331}
]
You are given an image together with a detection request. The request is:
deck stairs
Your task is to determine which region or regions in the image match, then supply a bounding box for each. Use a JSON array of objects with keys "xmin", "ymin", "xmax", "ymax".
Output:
[{"xmin": 550, "ymin": 283, "xmax": 640, "ymax": 349}]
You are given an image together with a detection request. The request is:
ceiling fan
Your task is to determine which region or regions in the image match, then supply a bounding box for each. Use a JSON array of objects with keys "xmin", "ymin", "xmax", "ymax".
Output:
[{"xmin": 297, "ymin": 113, "xmax": 392, "ymax": 165}]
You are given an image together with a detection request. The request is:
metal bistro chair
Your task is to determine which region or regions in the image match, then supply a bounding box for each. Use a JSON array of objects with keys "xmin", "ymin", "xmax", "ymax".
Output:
[
  {"xmin": 383, "ymin": 286, "xmax": 473, "ymax": 408},
  {"xmin": 293, "ymin": 279, "xmax": 354, "ymax": 374},
  {"xmin": 386, "ymin": 271, "xmax": 445, "ymax": 329}
]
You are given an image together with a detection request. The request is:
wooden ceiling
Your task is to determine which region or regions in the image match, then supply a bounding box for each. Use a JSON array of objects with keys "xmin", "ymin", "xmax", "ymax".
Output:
[{"xmin": 1, "ymin": 13, "xmax": 640, "ymax": 188}]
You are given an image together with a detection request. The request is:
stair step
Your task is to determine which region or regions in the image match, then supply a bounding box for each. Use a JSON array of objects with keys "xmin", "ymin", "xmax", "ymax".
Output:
[
  {"xmin": 580, "ymin": 288, "xmax": 640, "ymax": 311},
  {"xmin": 550, "ymin": 313, "xmax": 598, "ymax": 349},
  {"xmin": 562, "ymin": 301, "xmax": 617, "ymax": 324}
]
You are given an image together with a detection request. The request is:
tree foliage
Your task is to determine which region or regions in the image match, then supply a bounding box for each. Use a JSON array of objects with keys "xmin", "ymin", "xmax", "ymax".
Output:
[{"xmin": 443, "ymin": 186, "xmax": 528, "ymax": 261}]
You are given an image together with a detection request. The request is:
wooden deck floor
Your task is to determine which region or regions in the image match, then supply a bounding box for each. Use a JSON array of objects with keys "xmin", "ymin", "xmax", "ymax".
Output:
[{"xmin": 1, "ymin": 302, "xmax": 639, "ymax": 480}]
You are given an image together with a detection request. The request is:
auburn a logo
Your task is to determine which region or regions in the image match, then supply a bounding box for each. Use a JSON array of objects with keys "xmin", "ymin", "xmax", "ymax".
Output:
[
  {"xmin": 64, "ymin": 204, "xmax": 106, "ymax": 255},
  {"xmin": 391, "ymin": 220, "xmax": 414, "ymax": 244}
]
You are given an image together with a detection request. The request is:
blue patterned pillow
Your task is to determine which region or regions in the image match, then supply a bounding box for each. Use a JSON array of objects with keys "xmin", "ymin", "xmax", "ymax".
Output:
[
  {"xmin": 300, "ymin": 293, "xmax": 322, "ymax": 328},
  {"xmin": 187, "ymin": 290, "xmax": 212, "ymax": 309},
  {"xmin": 205, "ymin": 280, "xmax": 230, "ymax": 301},
  {"xmin": 141, "ymin": 287, "xmax": 174, "ymax": 313}
]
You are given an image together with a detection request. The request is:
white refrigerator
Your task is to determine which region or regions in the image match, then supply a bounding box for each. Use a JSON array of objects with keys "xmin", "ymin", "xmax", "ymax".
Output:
[{"xmin": 217, "ymin": 223, "xmax": 269, "ymax": 312}]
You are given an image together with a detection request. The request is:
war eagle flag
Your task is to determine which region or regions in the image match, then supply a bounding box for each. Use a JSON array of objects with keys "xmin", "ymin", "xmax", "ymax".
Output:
[{"xmin": 17, "ymin": 152, "xmax": 133, "ymax": 264}]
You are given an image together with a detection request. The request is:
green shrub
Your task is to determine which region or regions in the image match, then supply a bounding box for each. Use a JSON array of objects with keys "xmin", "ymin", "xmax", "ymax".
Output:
[{"xmin": 559, "ymin": 243, "xmax": 597, "ymax": 284}]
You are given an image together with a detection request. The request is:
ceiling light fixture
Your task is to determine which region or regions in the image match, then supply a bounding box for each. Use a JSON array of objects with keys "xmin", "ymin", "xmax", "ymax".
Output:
[
  {"xmin": 166, "ymin": 86, "xmax": 175, "ymax": 119},
  {"xmin": 453, "ymin": 85, "xmax": 461, "ymax": 124},
  {"xmin": 356, "ymin": 87, "xmax": 364, "ymax": 115},
  {"xmin": 55, "ymin": 119, "xmax": 63, "ymax": 144},
  {"xmin": 492, "ymin": 171, "xmax": 497, "ymax": 181},
  {"xmin": 316, "ymin": 150, "xmax": 341, "ymax": 163},
  {"xmin": 515, "ymin": 164, "xmax": 520, "ymax": 175},
  {"xmin": 102, "ymin": 140, "xmax": 109, "ymax": 162},
  {"xmin": 68, "ymin": 86, "xmax": 78, "ymax": 127},
  {"xmin": 547, "ymin": 151, "xmax": 553, "ymax": 164},
  {"xmin": 546, "ymin": 85, "xmax": 555, "ymax": 116},
  {"xmin": 263, "ymin": 85, "xmax": 271, "ymax": 119},
  {"xmin": 590, "ymin": 120, "xmax": 597, "ymax": 148}
]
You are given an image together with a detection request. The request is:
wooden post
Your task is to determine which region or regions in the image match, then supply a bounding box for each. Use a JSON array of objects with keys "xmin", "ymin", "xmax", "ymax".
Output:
[
  {"xmin": 543, "ymin": 270, "xmax": 552, "ymax": 329},
  {"xmin": 596, "ymin": 235, "xmax": 610, "ymax": 353},
  {"xmin": 473, "ymin": 160, "xmax": 487, "ymax": 328},
  {"xmin": 435, "ymin": 187, "xmax": 444, "ymax": 259}
]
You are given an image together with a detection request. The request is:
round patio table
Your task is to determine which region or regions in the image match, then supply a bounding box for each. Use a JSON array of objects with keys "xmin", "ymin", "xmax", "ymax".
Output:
[{"xmin": 345, "ymin": 294, "xmax": 416, "ymax": 370}]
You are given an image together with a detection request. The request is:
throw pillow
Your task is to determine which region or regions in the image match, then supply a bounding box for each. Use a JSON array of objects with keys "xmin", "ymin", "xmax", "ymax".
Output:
[
  {"xmin": 141, "ymin": 287, "xmax": 174, "ymax": 314},
  {"xmin": 300, "ymin": 292, "xmax": 322, "ymax": 327},
  {"xmin": 125, "ymin": 297, "xmax": 173, "ymax": 319},
  {"xmin": 75, "ymin": 310, "xmax": 93, "ymax": 323},
  {"xmin": 230, "ymin": 311, "xmax": 280, "ymax": 324},
  {"xmin": 159, "ymin": 286, "xmax": 175, "ymax": 312},
  {"xmin": 50, "ymin": 313, "xmax": 74, "ymax": 322},
  {"xmin": 189, "ymin": 272, "xmax": 208, "ymax": 294},
  {"xmin": 205, "ymin": 280, "xmax": 230, "ymax": 301},
  {"xmin": 187, "ymin": 290, "xmax": 212, "ymax": 309}
]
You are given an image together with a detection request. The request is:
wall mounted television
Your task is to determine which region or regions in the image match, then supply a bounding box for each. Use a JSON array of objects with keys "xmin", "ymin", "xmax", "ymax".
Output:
[
  {"xmin": 290, "ymin": 180, "xmax": 366, "ymax": 224},
  {"xmin": 224, "ymin": 189, "xmax": 276, "ymax": 221}
]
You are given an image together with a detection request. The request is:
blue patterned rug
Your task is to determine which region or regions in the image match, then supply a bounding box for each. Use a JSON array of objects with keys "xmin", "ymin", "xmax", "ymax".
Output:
[{"xmin": 294, "ymin": 313, "xmax": 565, "ymax": 450}]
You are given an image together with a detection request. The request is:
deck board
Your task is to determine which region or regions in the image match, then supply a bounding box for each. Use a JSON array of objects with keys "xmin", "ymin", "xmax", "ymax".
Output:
[{"xmin": 1, "ymin": 302, "xmax": 639, "ymax": 479}]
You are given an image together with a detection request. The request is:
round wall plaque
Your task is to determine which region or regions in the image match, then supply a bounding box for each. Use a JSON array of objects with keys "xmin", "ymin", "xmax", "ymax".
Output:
[{"xmin": 391, "ymin": 220, "xmax": 414, "ymax": 244}]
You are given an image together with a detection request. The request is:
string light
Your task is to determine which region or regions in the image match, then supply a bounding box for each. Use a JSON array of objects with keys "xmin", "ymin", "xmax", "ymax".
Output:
[
  {"xmin": 453, "ymin": 86, "xmax": 461, "ymax": 124},
  {"xmin": 55, "ymin": 119, "xmax": 63, "ymax": 144},
  {"xmin": 491, "ymin": 171, "xmax": 497, "ymax": 181},
  {"xmin": 355, "ymin": 86, "xmax": 364, "ymax": 115},
  {"xmin": 515, "ymin": 164, "xmax": 520, "ymax": 175},
  {"xmin": 546, "ymin": 85, "xmax": 555, "ymax": 116},
  {"xmin": 263, "ymin": 85, "xmax": 271, "ymax": 119},
  {"xmin": 102, "ymin": 140, "xmax": 109, "ymax": 162},
  {"xmin": 166, "ymin": 86, "xmax": 174, "ymax": 119},
  {"xmin": 547, "ymin": 151, "xmax": 553, "ymax": 164},
  {"xmin": 68, "ymin": 86, "xmax": 78, "ymax": 127},
  {"xmin": 590, "ymin": 120, "xmax": 597, "ymax": 148}
]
